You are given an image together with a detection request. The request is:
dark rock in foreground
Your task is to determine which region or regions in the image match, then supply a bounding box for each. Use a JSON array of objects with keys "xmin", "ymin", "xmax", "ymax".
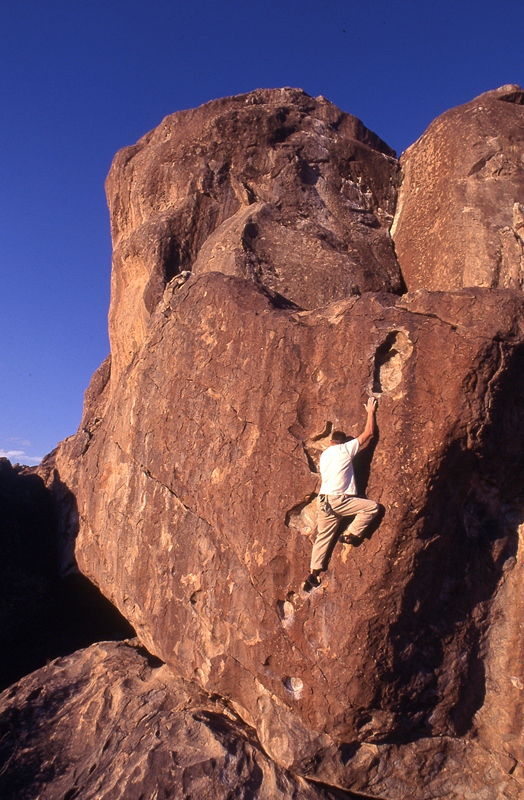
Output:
[{"xmin": 0, "ymin": 641, "xmax": 354, "ymax": 800}]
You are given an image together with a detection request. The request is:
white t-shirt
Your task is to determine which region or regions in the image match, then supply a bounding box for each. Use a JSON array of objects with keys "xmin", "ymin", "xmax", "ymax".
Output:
[{"xmin": 319, "ymin": 439, "xmax": 360, "ymax": 496}]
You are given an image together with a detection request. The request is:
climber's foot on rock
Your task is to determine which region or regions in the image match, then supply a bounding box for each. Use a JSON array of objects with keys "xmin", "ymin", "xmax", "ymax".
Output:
[
  {"xmin": 339, "ymin": 533, "xmax": 361, "ymax": 546},
  {"xmin": 303, "ymin": 572, "xmax": 322, "ymax": 593}
]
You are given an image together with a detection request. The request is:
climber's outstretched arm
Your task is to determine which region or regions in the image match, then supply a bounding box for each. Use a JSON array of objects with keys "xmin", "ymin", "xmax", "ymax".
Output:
[{"xmin": 357, "ymin": 397, "xmax": 377, "ymax": 450}]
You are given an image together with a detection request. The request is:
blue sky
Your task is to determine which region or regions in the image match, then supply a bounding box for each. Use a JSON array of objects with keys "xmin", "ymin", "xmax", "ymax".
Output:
[{"xmin": 1, "ymin": 0, "xmax": 523, "ymax": 464}]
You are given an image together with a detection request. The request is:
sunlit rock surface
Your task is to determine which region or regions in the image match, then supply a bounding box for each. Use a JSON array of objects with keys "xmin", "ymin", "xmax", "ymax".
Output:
[
  {"xmin": 392, "ymin": 84, "xmax": 524, "ymax": 291},
  {"xmin": 105, "ymin": 88, "xmax": 401, "ymax": 381},
  {"xmin": 33, "ymin": 88, "xmax": 524, "ymax": 798}
]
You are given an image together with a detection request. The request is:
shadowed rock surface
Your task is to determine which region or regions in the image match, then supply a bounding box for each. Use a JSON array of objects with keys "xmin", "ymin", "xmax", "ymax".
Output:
[
  {"xmin": 0, "ymin": 641, "xmax": 356, "ymax": 800},
  {"xmin": 0, "ymin": 458, "xmax": 134, "ymax": 692},
  {"xmin": 392, "ymin": 84, "xmax": 524, "ymax": 291},
  {"xmin": 27, "ymin": 88, "xmax": 524, "ymax": 798}
]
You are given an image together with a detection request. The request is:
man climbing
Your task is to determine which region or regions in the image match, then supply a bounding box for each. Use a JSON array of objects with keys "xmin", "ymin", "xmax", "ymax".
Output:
[{"xmin": 304, "ymin": 397, "xmax": 379, "ymax": 592}]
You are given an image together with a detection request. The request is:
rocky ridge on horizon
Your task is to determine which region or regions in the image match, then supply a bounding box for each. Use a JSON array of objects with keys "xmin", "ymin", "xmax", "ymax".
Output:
[{"xmin": 1, "ymin": 85, "xmax": 524, "ymax": 799}]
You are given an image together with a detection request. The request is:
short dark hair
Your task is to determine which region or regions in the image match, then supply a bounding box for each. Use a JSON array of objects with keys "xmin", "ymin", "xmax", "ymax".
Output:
[{"xmin": 330, "ymin": 430, "xmax": 347, "ymax": 444}]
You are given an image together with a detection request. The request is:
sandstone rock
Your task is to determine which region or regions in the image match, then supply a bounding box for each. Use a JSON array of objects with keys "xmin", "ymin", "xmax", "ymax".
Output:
[
  {"xmin": 105, "ymin": 88, "xmax": 401, "ymax": 381},
  {"xmin": 392, "ymin": 85, "xmax": 524, "ymax": 291},
  {"xmin": 35, "ymin": 88, "xmax": 524, "ymax": 798},
  {"xmin": 0, "ymin": 640, "xmax": 352, "ymax": 800},
  {"xmin": 49, "ymin": 274, "xmax": 524, "ymax": 799}
]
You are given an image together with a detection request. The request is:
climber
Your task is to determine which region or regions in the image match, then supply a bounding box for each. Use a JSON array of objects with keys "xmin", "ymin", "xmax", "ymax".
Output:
[{"xmin": 303, "ymin": 397, "xmax": 379, "ymax": 592}]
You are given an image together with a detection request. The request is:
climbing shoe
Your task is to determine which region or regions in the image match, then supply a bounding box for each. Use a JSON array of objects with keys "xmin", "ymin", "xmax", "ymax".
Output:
[
  {"xmin": 339, "ymin": 533, "xmax": 361, "ymax": 546},
  {"xmin": 303, "ymin": 572, "xmax": 322, "ymax": 593}
]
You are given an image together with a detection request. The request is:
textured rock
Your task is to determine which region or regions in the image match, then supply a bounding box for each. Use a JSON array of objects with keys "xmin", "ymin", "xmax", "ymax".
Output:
[
  {"xmin": 105, "ymin": 88, "xmax": 401, "ymax": 380},
  {"xmin": 36, "ymin": 88, "xmax": 524, "ymax": 798},
  {"xmin": 50, "ymin": 274, "xmax": 524, "ymax": 799},
  {"xmin": 0, "ymin": 640, "xmax": 353, "ymax": 800},
  {"xmin": 392, "ymin": 85, "xmax": 524, "ymax": 291}
]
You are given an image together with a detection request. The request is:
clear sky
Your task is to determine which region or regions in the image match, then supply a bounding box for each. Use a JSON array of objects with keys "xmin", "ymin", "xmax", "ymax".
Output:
[{"xmin": 1, "ymin": 0, "xmax": 523, "ymax": 464}]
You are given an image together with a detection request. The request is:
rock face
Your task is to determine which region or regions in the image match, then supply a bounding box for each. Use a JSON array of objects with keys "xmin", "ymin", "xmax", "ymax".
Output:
[
  {"xmin": 105, "ymin": 88, "xmax": 401, "ymax": 381},
  {"xmin": 51, "ymin": 278, "xmax": 524, "ymax": 798},
  {"xmin": 40, "ymin": 88, "xmax": 524, "ymax": 798},
  {"xmin": 392, "ymin": 84, "xmax": 524, "ymax": 291},
  {"xmin": 0, "ymin": 640, "xmax": 350, "ymax": 799}
]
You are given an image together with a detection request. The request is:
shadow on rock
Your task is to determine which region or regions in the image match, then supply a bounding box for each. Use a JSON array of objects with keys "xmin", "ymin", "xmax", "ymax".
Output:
[
  {"xmin": 0, "ymin": 459, "xmax": 135, "ymax": 692},
  {"xmin": 0, "ymin": 679, "xmax": 84, "ymax": 795},
  {"xmin": 375, "ymin": 342, "xmax": 524, "ymax": 742}
]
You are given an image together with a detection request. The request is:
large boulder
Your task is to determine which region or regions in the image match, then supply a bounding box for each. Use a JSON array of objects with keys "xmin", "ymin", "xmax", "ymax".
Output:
[
  {"xmin": 50, "ymin": 275, "xmax": 524, "ymax": 799},
  {"xmin": 392, "ymin": 85, "xmax": 524, "ymax": 291},
  {"xmin": 105, "ymin": 88, "xmax": 401, "ymax": 381},
  {"xmin": 40, "ymin": 89, "xmax": 524, "ymax": 798}
]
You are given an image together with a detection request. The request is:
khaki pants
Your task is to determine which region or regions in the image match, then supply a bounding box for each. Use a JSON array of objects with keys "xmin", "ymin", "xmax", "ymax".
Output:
[{"xmin": 310, "ymin": 495, "xmax": 379, "ymax": 571}]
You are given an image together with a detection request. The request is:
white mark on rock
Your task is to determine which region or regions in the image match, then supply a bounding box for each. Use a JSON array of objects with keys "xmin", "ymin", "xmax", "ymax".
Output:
[
  {"xmin": 277, "ymin": 600, "xmax": 295, "ymax": 627},
  {"xmin": 284, "ymin": 676, "xmax": 303, "ymax": 697}
]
